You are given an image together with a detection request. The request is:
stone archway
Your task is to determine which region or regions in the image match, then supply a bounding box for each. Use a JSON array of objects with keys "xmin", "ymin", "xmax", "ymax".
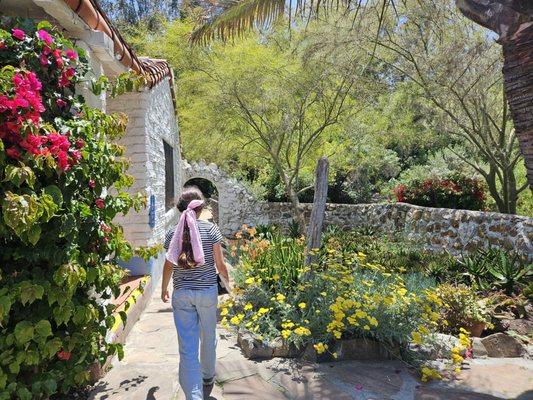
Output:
[{"xmin": 181, "ymin": 160, "xmax": 267, "ymax": 236}]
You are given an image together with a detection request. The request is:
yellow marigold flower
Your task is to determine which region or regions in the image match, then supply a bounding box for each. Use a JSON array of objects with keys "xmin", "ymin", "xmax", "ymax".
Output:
[
  {"xmin": 294, "ymin": 327, "xmax": 311, "ymax": 336},
  {"xmin": 332, "ymin": 352, "xmax": 338, "ymax": 359},
  {"xmin": 320, "ymin": 292, "xmax": 327, "ymax": 296},
  {"xmin": 272, "ymin": 274, "xmax": 280, "ymax": 281},
  {"xmin": 220, "ymin": 308, "xmax": 229, "ymax": 316},
  {"xmin": 451, "ymin": 353, "xmax": 464, "ymax": 364},
  {"xmin": 276, "ymin": 293, "xmax": 286, "ymax": 302},
  {"xmin": 298, "ymin": 302, "xmax": 306, "ymax": 309},
  {"xmin": 454, "ymin": 367, "xmax": 461, "ymax": 374},
  {"xmin": 363, "ymin": 325, "xmax": 370, "ymax": 331},
  {"xmin": 315, "ymin": 310, "xmax": 321, "ymax": 314},
  {"xmin": 411, "ymin": 331, "xmax": 423, "ymax": 345},
  {"xmin": 245, "ymin": 277, "xmax": 255, "ymax": 285},
  {"xmin": 355, "ymin": 310, "xmax": 367, "ymax": 319},
  {"xmin": 281, "ymin": 321, "xmax": 295, "ymax": 329},
  {"xmin": 333, "ymin": 330, "xmax": 342, "ymax": 339},
  {"xmin": 347, "ymin": 316, "xmax": 359, "ymax": 326},
  {"xmin": 313, "ymin": 343, "xmax": 328, "ymax": 354},
  {"xmin": 258, "ymin": 307, "xmax": 269, "ymax": 315},
  {"xmin": 368, "ymin": 316, "xmax": 378, "ymax": 326},
  {"xmin": 397, "ymin": 288, "xmax": 407, "ymax": 296},
  {"xmin": 244, "ymin": 303, "xmax": 253, "ymax": 311},
  {"xmin": 281, "ymin": 329, "xmax": 291, "ymax": 339},
  {"xmin": 230, "ymin": 316, "xmax": 241, "ymax": 325}
]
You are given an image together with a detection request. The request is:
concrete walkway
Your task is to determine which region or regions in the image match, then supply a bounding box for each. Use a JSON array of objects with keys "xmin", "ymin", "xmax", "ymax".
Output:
[{"xmin": 90, "ymin": 286, "xmax": 533, "ymax": 400}]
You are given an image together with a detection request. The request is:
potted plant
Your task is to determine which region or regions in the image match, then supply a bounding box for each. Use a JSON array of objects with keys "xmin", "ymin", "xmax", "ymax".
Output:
[{"xmin": 437, "ymin": 284, "xmax": 491, "ymax": 337}]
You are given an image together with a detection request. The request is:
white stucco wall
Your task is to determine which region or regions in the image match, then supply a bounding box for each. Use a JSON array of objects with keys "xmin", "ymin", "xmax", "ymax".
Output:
[
  {"xmin": 75, "ymin": 41, "xmax": 107, "ymax": 111},
  {"xmin": 107, "ymin": 78, "xmax": 181, "ymax": 248}
]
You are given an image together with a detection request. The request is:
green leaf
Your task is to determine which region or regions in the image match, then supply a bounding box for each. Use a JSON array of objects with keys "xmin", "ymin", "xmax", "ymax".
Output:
[
  {"xmin": 8, "ymin": 361, "xmax": 19, "ymax": 374},
  {"xmin": 2, "ymin": 192, "xmax": 42, "ymax": 240},
  {"xmin": 3, "ymin": 165, "xmax": 35, "ymax": 188},
  {"xmin": 36, "ymin": 20, "xmax": 52, "ymax": 30},
  {"xmin": 0, "ymin": 368, "xmax": 7, "ymax": 390},
  {"xmin": 0, "ymin": 296, "xmax": 12, "ymax": 320},
  {"xmin": 86, "ymin": 267, "xmax": 98, "ymax": 284},
  {"xmin": 117, "ymin": 344, "xmax": 124, "ymax": 361},
  {"xmin": 19, "ymin": 282, "xmax": 44, "ymax": 305},
  {"xmin": 39, "ymin": 193, "xmax": 58, "ymax": 223},
  {"xmin": 34, "ymin": 320, "xmax": 52, "ymax": 340},
  {"xmin": 16, "ymin": 386, "xmax": 32, "ymax": 400},
  {"xmin": 26, "ymin": 224, "xmax": 41, "ymax": 246},
  {"xmin": 14, "ymin": 321, "xmax": 34, "ymax": 345},
  {"xmin": 42, "ymin": 379, "xmax": 57, "ymax": 395},
  {"xmin": 43, "ymin": 185, "xmax": 63, "ymax": 208},
  {"xmin": 43, "ymin": 338, "xmax": 62, "ymax": 359}
]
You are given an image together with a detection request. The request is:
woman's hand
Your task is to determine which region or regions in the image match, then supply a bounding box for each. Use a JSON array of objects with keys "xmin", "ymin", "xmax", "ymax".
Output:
[{"xmin": 161, "ymin": 289, "xmax": 170, "ymax": 303}]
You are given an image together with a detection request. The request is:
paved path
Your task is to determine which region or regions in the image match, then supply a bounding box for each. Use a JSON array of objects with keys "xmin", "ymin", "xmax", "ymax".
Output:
[{"xmin": 90, "ymin": 286, "xmax": 533, "ymax": 400}]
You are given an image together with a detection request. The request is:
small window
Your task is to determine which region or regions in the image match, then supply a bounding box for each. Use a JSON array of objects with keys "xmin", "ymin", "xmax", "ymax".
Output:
[{"xmin": 164, "ymin": 140, "xmax": 175, "ymax": 211}]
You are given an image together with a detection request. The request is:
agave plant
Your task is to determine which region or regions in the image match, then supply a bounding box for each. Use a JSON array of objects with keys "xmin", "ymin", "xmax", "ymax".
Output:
[{"xmin": 485, "ymin": 249, "xmax": 533, "ymax": 295}]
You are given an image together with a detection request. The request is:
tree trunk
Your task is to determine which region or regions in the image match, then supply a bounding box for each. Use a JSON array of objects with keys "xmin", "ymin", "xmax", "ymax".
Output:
[
  {"xmin": 280, "ymin": 171, "xmax": 305, "ymax": 231},
  {"xmin": 456, "ymin": 1, "xmax": 533, "ymax": 188},
  {"xmin": 501, "ymin": 22, "xmax": 533, "ymax": 188},
  {"xmin": 305, "ymin": 157, "xmax": 329, "ymax": 266}
]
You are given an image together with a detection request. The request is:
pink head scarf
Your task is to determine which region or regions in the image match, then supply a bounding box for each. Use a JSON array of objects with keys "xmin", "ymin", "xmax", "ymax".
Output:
[{"xmin": 166, "ymin": 199, "xmax": 205, "ymax": 266}]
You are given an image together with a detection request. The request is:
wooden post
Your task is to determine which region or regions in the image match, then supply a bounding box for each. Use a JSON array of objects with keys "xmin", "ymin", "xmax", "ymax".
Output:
[{"xmin": 305, "ymin": 157, "xmax": 329, "ymax": 266}]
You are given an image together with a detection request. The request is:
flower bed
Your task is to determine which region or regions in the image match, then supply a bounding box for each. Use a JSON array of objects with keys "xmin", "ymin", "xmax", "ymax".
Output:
[
  {"xmin": 221, "ymin": 227, "xmax": 472, "ymax": 380},
  {"xmin": 393, "ymin": 173, "xmax": 486, "ymax": 210},
  {"xmin": 0, "ymin": 20, "xmax": 147, "ymax": 398}
]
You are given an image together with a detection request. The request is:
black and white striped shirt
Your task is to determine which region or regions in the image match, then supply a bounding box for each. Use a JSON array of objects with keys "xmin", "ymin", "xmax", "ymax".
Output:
[{"xmin": 164, "ymin": 220, "xmax": 223, "ymax": 290}]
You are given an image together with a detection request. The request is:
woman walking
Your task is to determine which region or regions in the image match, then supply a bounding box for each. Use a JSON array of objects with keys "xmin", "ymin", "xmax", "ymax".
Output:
[{"xmin": 162, "ymin": 186, "xmax": 230, "ymax": 400}]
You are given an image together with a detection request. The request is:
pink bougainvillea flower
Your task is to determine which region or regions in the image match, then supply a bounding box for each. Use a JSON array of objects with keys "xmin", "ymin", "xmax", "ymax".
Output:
[
  {"xmin": 95, "ymin": 198, "xmax": 105, "ymax": 209},
  {"xmin": 100, "ymin": 222, "xmax": 112, "ymax": 234},
  {"xmin": 75, "ymin": 139, "xmax": 85, "ymax": 149},
  {"xmin": 56, "ymin": 98, "xmax": 67, "ymax": 108},
  {"xmin": 0, "ymin": 41, "xmax": 6, "ymax": 49},
  {"xmin": 6, "ymin": 147, "xmax": 21, "ymax": 159},
  {"xmin": 12, "ymin": 28, "xmax": 25, "ymax": 40},
  {"xmin": 39, "ymin": 53, "xmax": 49, "ymax": 66},
  {"xmin": 89, "ymin": 179, "xmax": 96, "ymax": 189},
  {"xmin": 37, "ymin": 29, "xmax": 53, "ymax": 45},
  {"xmin": 65, "ymin": 48, "xmax": 78, "ymax": 60},
  {"xmin": 42, "ymin": 45, "xmax": 51, "ymax": 55},
  {"xmin": 58, "ymin": 72, "xmax": 70, "ymax": 87},
  {"xmin": 56, "ymin": 150, "xmax": 70, "ymax": 170},
  {"xmin": 70, "ymin": 149, "xmax": 82, "ymax": 163},
  {"xmin": 65, "ymin": 67, "xmax": 76, "ymax": 78},
  {"xmin": 57, "ymin": 350, "xmax": 71, "ymax": 361},
  {"xmin": 26, "ymin": 72, "xmax": 42, "ymax": 91}
]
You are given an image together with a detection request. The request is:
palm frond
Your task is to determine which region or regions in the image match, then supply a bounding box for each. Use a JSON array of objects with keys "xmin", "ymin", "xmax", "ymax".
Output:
[
  {"xmin": 190, "ymin": 0, "xmax": 372, "ymax": 44},
  {"xmin": 190, "ymin": 0, "xmax": 286, "ymax": 44}
]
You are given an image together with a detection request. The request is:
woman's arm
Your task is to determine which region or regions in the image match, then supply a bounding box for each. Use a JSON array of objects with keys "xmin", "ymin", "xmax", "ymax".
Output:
[
  {"xmin": 213, "ymin": 243, "xmax": 229, "ymax": 281},
  {"xmin": 161, "ymin": 259, "xmax": 173, "ymax": 302}
]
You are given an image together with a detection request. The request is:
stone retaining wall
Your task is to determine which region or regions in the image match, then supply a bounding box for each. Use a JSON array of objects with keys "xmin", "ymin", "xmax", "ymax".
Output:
[
  {"xmin": 180, "ymin": 162, "xmax": 532, "ymax": 259},
  {"xmin": 264, "ymin": 202, "xmax": 533, "ymax": 259}
]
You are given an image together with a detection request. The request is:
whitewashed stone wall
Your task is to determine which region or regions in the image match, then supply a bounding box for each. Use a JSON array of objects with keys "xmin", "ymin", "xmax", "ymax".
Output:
[
  {"xmin": 182, "ymin": 163, "xmax": 533, "ymax": 259},
  {"xmin": 265, "ymin": 202, "xmax": 533, "ymax": 260},
  {"xmin": 108, "ymin": 78, "xmax": 181, "ymax": 248}
]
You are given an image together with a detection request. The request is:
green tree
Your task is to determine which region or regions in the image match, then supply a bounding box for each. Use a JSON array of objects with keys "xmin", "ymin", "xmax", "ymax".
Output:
[{"xmin": 374, "ymin": 0, "xmax": 528, "ymax": 213}]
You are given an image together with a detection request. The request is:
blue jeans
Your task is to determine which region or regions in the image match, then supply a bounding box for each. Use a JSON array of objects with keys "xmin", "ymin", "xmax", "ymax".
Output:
[{"xmin": 172, "ymin": 285, "xmax": 218, "ymax": 400}]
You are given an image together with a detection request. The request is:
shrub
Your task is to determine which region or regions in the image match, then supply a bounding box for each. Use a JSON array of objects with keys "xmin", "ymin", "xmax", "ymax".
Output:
[
  {"xmin": 436, "ymin": 285, "xmax": 490, "ymax": 335},
  {"xmin": 0, "ymin": 20, "xmax": 145, "ymax": 398},
  {"xmin": 393, "ymin": 173, "xmax": 486, "ymax": 210}
]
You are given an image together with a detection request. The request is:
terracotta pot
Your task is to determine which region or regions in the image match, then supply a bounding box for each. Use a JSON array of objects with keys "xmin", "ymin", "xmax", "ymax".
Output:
[{"xmin": 467, "ymin": 321, "xmax": 486, "ymax": 337}]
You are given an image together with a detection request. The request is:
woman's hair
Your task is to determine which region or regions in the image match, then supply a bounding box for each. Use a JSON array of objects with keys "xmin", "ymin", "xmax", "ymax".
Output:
[{"xmin": 176, "ymin": 186, "xmax": 205, "ymax": 269}]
